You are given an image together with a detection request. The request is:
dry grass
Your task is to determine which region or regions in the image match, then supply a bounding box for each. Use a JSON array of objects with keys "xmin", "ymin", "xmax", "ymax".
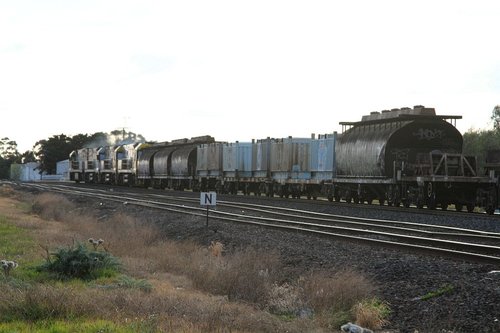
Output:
[
  {"xmin": 267, "ymin": 282, "xmax": 303, "ymax": 315},
  {"xmin": 300, "ymin": 270, "xmax": 377, "ymax": 328},
  {"xmin": 31, "ymin": 192, "xmax": 75, "ymax": 221},
  {"xmin": 0, "ymin": 184, "xmax": 16, "ymax": 197},
  {"xmin": 0, "ymin": 190, "xmax": 389, "ymax": 332},
  {"xmin": 302, "ymin": 270, "xmax": 375, "ymax": 312},
  {"xmin": 0, "ymin": 281, "xmax": 287, "ymax": 332},
  {"xmin": 209, "ymin": 240, "xmax": 224, "ymax": 257},
  {"xmin": 353, "ymin": 298, "xmax": 390, "ymax": 329}
]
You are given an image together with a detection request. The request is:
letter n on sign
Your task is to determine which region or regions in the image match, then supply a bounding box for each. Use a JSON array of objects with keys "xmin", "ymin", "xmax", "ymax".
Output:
[{"xmin": 200, "ymin": 192, "xmax": 217, "ymax": 206}]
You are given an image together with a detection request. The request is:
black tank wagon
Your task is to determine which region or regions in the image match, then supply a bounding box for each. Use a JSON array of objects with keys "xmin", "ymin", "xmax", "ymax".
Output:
[
  {"xmin": 135, "ymin": 136, "xmax": 215, "ymax": 189},
  {"xmin": 333, "ymin": 105, "xmax": 497, "ymax": 213}
]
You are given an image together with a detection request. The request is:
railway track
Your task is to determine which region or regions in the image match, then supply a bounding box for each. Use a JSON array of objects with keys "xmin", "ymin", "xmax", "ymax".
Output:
[{"xmin": 9, "ymin": 181, "xmax": 500, "ymax": 265}]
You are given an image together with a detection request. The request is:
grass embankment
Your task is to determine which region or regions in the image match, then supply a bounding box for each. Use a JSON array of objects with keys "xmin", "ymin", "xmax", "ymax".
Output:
[{"xmin": 0, "ymin": 185, "xmax": 390, "ymax": 332}]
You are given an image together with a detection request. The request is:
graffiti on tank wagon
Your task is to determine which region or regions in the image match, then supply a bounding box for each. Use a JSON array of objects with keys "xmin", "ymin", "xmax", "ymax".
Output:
[
  {"xmin": 390, "ymin": 148, "xmax": 410, "ymax": 161},
  {"xmin": 413, "ymin": 128, "xmax": 444, "ymax": 141}
]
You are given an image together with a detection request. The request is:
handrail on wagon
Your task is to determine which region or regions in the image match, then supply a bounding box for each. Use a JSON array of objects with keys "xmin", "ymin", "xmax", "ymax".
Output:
[{"xmin": 430, "ymin": 153, "xmax": 477, "ymax": 177}]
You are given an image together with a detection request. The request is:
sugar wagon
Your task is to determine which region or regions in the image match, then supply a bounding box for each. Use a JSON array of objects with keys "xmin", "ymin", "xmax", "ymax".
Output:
[{"xmin": 334, "ymin": 106, "xmax": 497, "ymax": 212}]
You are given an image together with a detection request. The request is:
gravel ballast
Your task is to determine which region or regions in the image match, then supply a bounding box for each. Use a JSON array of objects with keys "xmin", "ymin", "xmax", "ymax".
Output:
[{"xmin": 18, "ymin": 185, "xmax": 500, "ymax": 332}]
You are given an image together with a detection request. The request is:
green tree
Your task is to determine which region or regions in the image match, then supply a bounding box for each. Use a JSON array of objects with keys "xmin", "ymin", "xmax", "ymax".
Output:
[
  {"xmin": 0, "ymin": 137, "xmax": 20, "ymax": 160},
  {"xmin": 463, "ymin": 130, "xmax": 500, "ymax": 174},
  {"xmin": 34, "ymin": 134, "xmax": 73, "ymax": 175},
  {"xmin": 20, "ymin": 150, "xmax": 37, "ymax": 163},
  {"xmin": 491, "ymin": 105, "xmax": 500, "ymax": 130},
  {"xmin": 0, "ymin": 137, "xmax": 20, "ymax": 179},
  {"xmin": 0, "ymin": 156, "xmax": 9, "ymax": 179}
]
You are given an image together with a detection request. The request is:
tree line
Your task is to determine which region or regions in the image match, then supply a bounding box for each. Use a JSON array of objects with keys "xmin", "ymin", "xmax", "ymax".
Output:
[
  {"xmin": 462, "ymin": 105, "xmax": 500, "ymax": 172},
  {"xmin": 0, "ymin": 130, "xmax": 146, "ymax": 179}
]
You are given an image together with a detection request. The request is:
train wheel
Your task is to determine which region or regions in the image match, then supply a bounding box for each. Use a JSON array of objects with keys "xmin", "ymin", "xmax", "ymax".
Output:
[
  {"xmin": 427, "ymin": 192, "xmax": 437, "ymax": 210},
  {"xmin": 455, "ymin": 204, "xmax": 463, "ymax": 212},
  {"xmin": 486, "ymin": 206, "xmax": 495, "ymax": 215},
  {"xmin": 440, "ymin": 203, "xmax": 448, "ymax": 211},
  {"xmin": 466, "ymin": 204, "xmax": 475, "ymax": 213},
  {"xmin": 335, "ymin": 195, "xmax": 341, "ymax": 202},
  {"xmin": 416, "ymin": 198, "xmax": 424, "ymax": 209},
  {"xmin": 403, "ymin": 200, "xmax": 410, "ymax": 208}
]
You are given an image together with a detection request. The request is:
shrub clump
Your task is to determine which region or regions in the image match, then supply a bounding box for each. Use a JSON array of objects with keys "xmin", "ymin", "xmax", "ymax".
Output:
[
  {"xmin": 31, "ymin": 193, "xmax": 75, "ymax": 221},
  {"xmin": 40, "ymin": 243, "xmax": 120, "ymax": 280},
  {"xmin": 353, "ymin": 297, "xmax": 390, "ymax": 329}
]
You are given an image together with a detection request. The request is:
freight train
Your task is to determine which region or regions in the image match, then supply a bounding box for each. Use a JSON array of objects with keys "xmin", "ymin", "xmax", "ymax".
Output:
[{"xmin": 69, "ymin": 105, "xmax": 500, "ymax": 214}]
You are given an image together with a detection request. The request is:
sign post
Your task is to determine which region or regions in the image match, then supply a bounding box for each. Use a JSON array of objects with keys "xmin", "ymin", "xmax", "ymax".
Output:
[{"xmin": 200, "ymin": 192, "xmax": 217, "ymax": 227}]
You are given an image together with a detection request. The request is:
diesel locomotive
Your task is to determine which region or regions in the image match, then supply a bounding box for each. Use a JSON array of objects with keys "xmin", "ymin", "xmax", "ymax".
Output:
[{"xmin": 69, "ymin": 105, "xmax": 499, "ymax": 214}]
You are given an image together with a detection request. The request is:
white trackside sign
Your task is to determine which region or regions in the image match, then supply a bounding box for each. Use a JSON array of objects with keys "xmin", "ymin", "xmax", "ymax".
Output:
[{"xmin": 200, "ymin": 192, "xmax": 217, "ymax": 206}]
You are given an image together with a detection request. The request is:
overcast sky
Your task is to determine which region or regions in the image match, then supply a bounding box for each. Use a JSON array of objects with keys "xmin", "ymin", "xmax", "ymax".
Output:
[{"xmin": 1, "ymin": 1, "xmax": 499, "ymax": 152}]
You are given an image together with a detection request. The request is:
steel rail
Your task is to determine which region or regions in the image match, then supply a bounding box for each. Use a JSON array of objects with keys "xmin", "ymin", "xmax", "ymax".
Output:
[
  {"xmin": 36, "ymin": 182, "xmax": 500, "ymax": 238},
  {"xmin": 13, "ymin": 182, "xmax": 500, "ymax": 265}
]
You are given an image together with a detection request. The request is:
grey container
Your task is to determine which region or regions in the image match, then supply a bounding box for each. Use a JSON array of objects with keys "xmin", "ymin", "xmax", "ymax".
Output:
[
  {"xmin": 270, "ymin": 137, "xmax": 312, "ymax": 181},
  {"xmin": 310, "ymin": 133, "xmax": 336, "ymax": 181},
  {"xmin": 197, "ymin": 143, "xmax": 223, "ymax": 177},
  {"xmin": 252, "ymin": 138, "xmax": 272, "ymax": 178},
  {"xmin": 223, "ymin": 142, "xmax": 252, "ymax": 178}
]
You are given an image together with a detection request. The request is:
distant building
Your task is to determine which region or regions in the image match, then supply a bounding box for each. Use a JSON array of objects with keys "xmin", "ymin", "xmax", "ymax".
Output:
[
  {"xmin": 10, "ymin": 162, "xmax": 41, "ymax": 181},
  {"xmin": 56, "ymin": 159, "xmax": 69, "ymax": 181},
  {"xmin": 10, "ymin": 159, "xmax": 69, "ymax": 181}
]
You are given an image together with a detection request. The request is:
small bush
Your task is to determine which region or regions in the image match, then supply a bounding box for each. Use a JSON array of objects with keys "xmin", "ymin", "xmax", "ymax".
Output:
[
  {"xmin": 40, "ymin": 243, "xmax": 121, "ymax": 280},
  {"xmin": 31, "ymin": 193, "xmax": 75, "ymax": 221},
  {"xmin": 0, "ymin": 283, "xmax": 96, "ymax": 321},
  {"xmin": 301, "ymin": 269, "xmax": 375, "ymax": 312},
  {"xmin": 190, "ymin": 247, "xmax": 283, "ymax": 304},
  {"xmin": 353, "ymin": 297, "xmax": 390, "ymax": 329},
  {"xmin": 116, "ymin": 275, "xmax": 153, "ymax": 293},
  {"xmin": 0, "ymin": 185, "xmax": 15, "ymax": 197},
  {"xmin": 266, "ymin": 282, "xmax": 303, "ymax": 315}
]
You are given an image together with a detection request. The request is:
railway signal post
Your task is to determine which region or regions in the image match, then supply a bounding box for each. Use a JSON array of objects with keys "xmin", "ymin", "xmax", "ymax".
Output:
[{"xmin": 200, "ymin": 192, "xmax": 217, "ymax": 227}]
